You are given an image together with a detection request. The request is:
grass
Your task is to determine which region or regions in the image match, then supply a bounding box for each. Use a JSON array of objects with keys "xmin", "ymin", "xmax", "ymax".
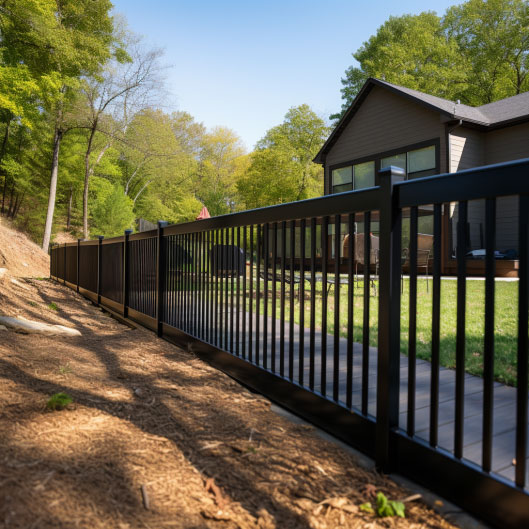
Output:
[
  {"xmin": 46, "ymin": 392, "xmax": 73, "ymax": 411},
  {"xmin": 208, "ymin": 275, "xmax": 519, "ymax": 386},
  {"xmin": 47, "ymin": 301, "xmax": 59, "ymax": 311}
]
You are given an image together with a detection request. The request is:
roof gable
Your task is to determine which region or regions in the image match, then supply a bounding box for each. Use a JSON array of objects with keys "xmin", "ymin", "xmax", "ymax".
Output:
[{"xmin": 314, "ymin": 78, "xmax": 529, "ymax": 164}]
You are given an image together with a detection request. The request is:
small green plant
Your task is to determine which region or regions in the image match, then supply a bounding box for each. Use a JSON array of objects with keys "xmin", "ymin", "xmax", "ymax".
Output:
[
  {"xmin": 46, "ymin": 392, "xmax": 72, "ymax": 411},
  {"xmin": 48, "ymin": 302, "xmax": 59, "ymax": 311},
  {"xmin": 58, "ymin": 363, "xmax": 71, "ymax": 376},
  {"xmin": 359, "ymin": 502, "xmax": 374, "ymax": 514},
  {"xmin": 28, "ymin": 301, "xmax": 38, "ymax": 307},
  {"xmin": 34, "ymin": 277, "xmax": 47, "ymax": 281},
  {"xmin": 360, "ymin": 492, "xmax": 405, "ymax": 518}
]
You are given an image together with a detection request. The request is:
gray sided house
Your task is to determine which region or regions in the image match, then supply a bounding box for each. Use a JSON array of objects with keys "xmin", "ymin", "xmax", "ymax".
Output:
[{"xmin": 314, "ymin": 78, "xmax": 529, "ymax": 277}]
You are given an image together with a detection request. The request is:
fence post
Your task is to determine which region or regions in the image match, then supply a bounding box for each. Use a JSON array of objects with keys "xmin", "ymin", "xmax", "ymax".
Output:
[
  {"xmin": 123, "ymin": 229, "xmax": 132, "ymax": 318},
  {"xmin": 156, "ymin": 221, "xmax": 168, "ymax": 337},
  {"xmin": 376, "ymin": 165, "xmax": 405, "ymax": 472},
  {"xmin": 76, "ymin": 239, "xmax": 81, "ymax": 293},
  {"xmin": 97, "ymin": 235, "xmax": 104, "ymax": 305},
  {"xmin": 49, "ymin": 243, "xmax": 53, "ymax": 279}
]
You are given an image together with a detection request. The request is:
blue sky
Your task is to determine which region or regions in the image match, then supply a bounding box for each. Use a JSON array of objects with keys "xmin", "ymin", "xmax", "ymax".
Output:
[{"xmin": 111, "ymin": 0, "xmax": 461, "ymax": 151}]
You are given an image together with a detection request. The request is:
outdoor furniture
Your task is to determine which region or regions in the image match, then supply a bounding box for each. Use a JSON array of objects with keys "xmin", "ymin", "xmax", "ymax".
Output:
[
  {"xmin": 210, "ymin": 245, "xmax": 245, "ymax": 277},
  {"xmin": 259, "ymin": 268, "xmax": 302, "ymax": 300},
  {"xmin": 342, "ymin": 232, "xmax": 380, "ymax": 293},
  {"xmin": 402, "ymin": 233, "xmax": 433, "ymax": 291}
]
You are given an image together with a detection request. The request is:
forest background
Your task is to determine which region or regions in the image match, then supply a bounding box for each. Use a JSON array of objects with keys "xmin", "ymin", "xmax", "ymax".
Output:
[{"xmin": 0, "ymin": 0, "xmax": 527, "ymax": 248}]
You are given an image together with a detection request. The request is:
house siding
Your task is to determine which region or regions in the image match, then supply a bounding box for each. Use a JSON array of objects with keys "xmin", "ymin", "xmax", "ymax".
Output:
[
  {"xmin": 325, "ymin": 86, "xmax": 447, "ymax": 178},
  {"xmin": 483, "ymin": 123, "xmax": 529, "ymax": 254},
  {"xmin": 485, "ymin": 122, "xmax": 529, "ymax": 165},
  {"xmin": 449, "ymin": 127, "xmax": 485, "ymax": 172},
  {"xmin": 448, "ymin": 128, "xmax": 486, "ymax": 251}
]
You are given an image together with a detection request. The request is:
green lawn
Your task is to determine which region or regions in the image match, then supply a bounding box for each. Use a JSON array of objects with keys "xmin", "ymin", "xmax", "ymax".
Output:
[{"xmin": 243, "ymin": 276, "xmax": 520, "ymax": 387}]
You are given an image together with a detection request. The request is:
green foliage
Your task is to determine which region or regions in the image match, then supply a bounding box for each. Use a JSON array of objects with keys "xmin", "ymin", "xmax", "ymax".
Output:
[
  {"xmin": 376, "ymin": 492, "xmax": 405, "ymax": 518},
  {"xmin": 237, "ymin": 105, "xmax": 328, "ymax": 209},
  {"xmin": 333, "ymin": 0, "xmax": 529, "ymax": 119},
  {"xmin": 47, "ymin": 302, "xmax": 59, "ymax": 311},
  {"xmin": 46, "ymin": 392, "xmax": 73, "ymax": 411},
  {"xmin": 91, "ymin": 184, "xmax": 135, "ymax": 237},
  {"xmin": 443, "ymin": 0, "xmax": 529, "ymax": 105},
  {"xmin": 359, "ymin": 493, "xmax": 405, "ymax": 518}
]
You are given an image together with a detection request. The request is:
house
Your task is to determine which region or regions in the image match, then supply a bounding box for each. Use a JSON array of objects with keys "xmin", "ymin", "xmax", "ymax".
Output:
[{"xmin": 313, "ymin": 78, "xmax": 529, "ymax": 276}]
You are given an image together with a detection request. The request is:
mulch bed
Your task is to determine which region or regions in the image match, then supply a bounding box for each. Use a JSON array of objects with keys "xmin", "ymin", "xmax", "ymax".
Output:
[{"xmin": 0, "ymin": 278, "xmax": 458, "ymax": 528}]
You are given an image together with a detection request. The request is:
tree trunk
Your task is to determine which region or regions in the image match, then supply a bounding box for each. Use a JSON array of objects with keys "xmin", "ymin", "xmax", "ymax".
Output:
[
  {"xmin": 1, "ymin": 176, "xmax": 6, "ymax": 215},
  {"xmin": 66, "ymin": 185, "xmax": 73, "ymax": 230},
  {"xmin": 9, "ymin": 193, "xmax": 19, "ymax": 218},
  {"xmin": 0, "ymin": 116, "xmax": 11, "ymax": 216},
  {"xmin": 7, "ymin": 183, "xmax": 15, "ymax": 217},
  {"xmin": 13, "ymin": 191, "xmax": 24, "ymax": 219},
  {"xmin": 83, "ymin": 125, "xmax": 97, "ymax": 239},
  {"xmin": 42, "ymin": 126, "xmax": 62, "ymax": 251}
]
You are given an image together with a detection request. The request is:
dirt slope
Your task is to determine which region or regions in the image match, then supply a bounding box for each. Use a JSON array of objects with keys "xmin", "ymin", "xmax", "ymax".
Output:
[
  {"xmin": 0, "ymin": 277, "xmax": 461, "ymax": 529},
  {"xmin": 0, "ymin": 217, "xmax": 49, "ymax": 278}
]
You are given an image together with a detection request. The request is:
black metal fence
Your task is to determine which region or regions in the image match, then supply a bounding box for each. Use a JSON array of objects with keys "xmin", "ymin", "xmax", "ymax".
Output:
[{"xmin": 50, "ymin": 160, "xmax": 529, "ymax": 528}]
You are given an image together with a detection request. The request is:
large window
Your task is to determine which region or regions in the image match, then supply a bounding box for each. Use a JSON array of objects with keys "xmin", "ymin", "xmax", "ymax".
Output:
[
  {"xmin": 332, "ymin": 161, "xmax": 375, "ymax": 193},
  {"xmin": 330, "ymin": 143, "xmax": 437, "ymax": 194},
  {"xmin": 381, "ymin": 145, "xmax": 436, "ymax": 179}
]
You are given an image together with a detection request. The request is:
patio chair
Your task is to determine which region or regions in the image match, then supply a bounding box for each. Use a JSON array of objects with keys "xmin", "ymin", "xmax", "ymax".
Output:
[
  {"xmin": 402, "ymin": 233, "xmax": 433, "ymax": 292},
  {"xmin": 342, "ymin": 232, "xmax": 379, "ymax": 294}
]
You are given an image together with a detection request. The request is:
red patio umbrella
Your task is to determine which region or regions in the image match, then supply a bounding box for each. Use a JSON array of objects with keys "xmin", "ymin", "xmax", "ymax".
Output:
[{"xmin": 196, "ymin": 206, "xmax": 211, "ymax": 220}]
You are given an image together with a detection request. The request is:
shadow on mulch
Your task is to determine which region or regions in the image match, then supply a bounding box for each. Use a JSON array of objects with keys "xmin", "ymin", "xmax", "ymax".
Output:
[{"xmin": 0, "ymin": 279, "xmax": 456, "ymax": 529}]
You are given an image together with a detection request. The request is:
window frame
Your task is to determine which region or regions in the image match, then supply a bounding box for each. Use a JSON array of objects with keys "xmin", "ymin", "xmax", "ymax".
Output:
[{"xmin": 328, "ymin": 138, "xmax": 441, "ymax": 194}]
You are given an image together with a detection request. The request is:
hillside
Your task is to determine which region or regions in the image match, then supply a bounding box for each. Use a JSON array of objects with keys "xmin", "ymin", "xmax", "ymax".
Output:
[{"xmin": 0, "ymin": 217, "xmax": 49, "ymax": 278}]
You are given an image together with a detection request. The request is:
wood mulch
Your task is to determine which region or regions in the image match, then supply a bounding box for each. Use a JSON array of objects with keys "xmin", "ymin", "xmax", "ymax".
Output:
[{"xmin": 0, "ymin": 277, "xmax": 459, "ymax": 529}]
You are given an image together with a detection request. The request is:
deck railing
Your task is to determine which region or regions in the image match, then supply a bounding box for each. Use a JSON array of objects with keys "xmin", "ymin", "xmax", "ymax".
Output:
[{"xmin": 50, "ymin": 159, "xmax": 529, "ymax": 529}]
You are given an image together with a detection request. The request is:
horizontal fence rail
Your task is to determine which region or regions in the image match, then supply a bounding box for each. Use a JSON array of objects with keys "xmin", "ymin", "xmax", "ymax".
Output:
[{"xmin": 50, "ymin": 158, "xmax": 529, "ymax": 529}]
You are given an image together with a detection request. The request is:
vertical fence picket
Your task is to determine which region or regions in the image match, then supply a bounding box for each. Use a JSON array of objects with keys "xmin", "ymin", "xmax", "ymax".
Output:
[
  {"xmin": 321, "ymin": 215, "xmax": 328, "ymax": 396},
  {"xmin": 299, "ymin": 218, "xmax": 306, "ymax": 386},
  {"xmin": 455, "ymin": 200, "xmax": 468, "ymax": 459},
  {"xmin": 407, "ymin": 206, "xmax": 418, "ymax": 437},
  {"xmin": 272, "ymin": 222, "xmax": 277, "ymax": 372},
  {"xmin": 516, "ymin": 193, "xmax": 528, "ymax": 488},
  {"xmin": 310, "ymin": 217, "xmax": 316, "ymax": 391},
  {"xmin": 333, "ymin": 214, "xmax": 341, "ymax": 401},
  {"xmin": 346, "ymin": 214, "xmax": 354, "ymax": 408},
  {"xmin": 483, "ymin": 198, "xmax": 496, "ymax": 472},
  {"xmin": 289, "ymin": 220, "xmax": 295, "ymax": 381}
]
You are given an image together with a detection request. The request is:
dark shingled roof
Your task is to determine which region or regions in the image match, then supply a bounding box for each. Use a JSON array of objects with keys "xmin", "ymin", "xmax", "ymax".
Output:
[{"xmin": 314, "ymin": 78, "xmax": 529, "ymax": 164}]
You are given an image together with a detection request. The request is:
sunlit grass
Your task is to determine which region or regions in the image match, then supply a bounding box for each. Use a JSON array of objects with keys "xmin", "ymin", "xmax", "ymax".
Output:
[
  {"xmin": 186, "ymin": 271, "xmax": 519, "ymax": 386},
  {"xmin": 242, "ymin": 276, "xmax": 519, "ymax": 386}
]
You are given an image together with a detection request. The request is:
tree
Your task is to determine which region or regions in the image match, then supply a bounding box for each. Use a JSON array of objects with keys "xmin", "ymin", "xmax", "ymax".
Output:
[
  {"xmin": 78, "ymin": 37, "xmax": 164, "ymax": 238},
  {"xmin": 334, "ymin": 1, "xmax": 529, "ymax": 120},
  {"xmin": 90, "ymin": 183, "xmax": 135, "ymax": 237},
  {"xmin": 237, "ymin": 105, "xmax": 328, "ymax": 208},
  {"xmin": 39, "ymin": 0, "xmax": 119, "ymax": 251},
  {"xmin": 332, "ymin": 12, "xmax": 467, "ymax": 120},
  {"xmin": 443, "ymin": 0, "xmax": 529, "ymax": 105},
  {"xmin": 195, "ymin": 127, "xmax": 246, "ymax": 216}
]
